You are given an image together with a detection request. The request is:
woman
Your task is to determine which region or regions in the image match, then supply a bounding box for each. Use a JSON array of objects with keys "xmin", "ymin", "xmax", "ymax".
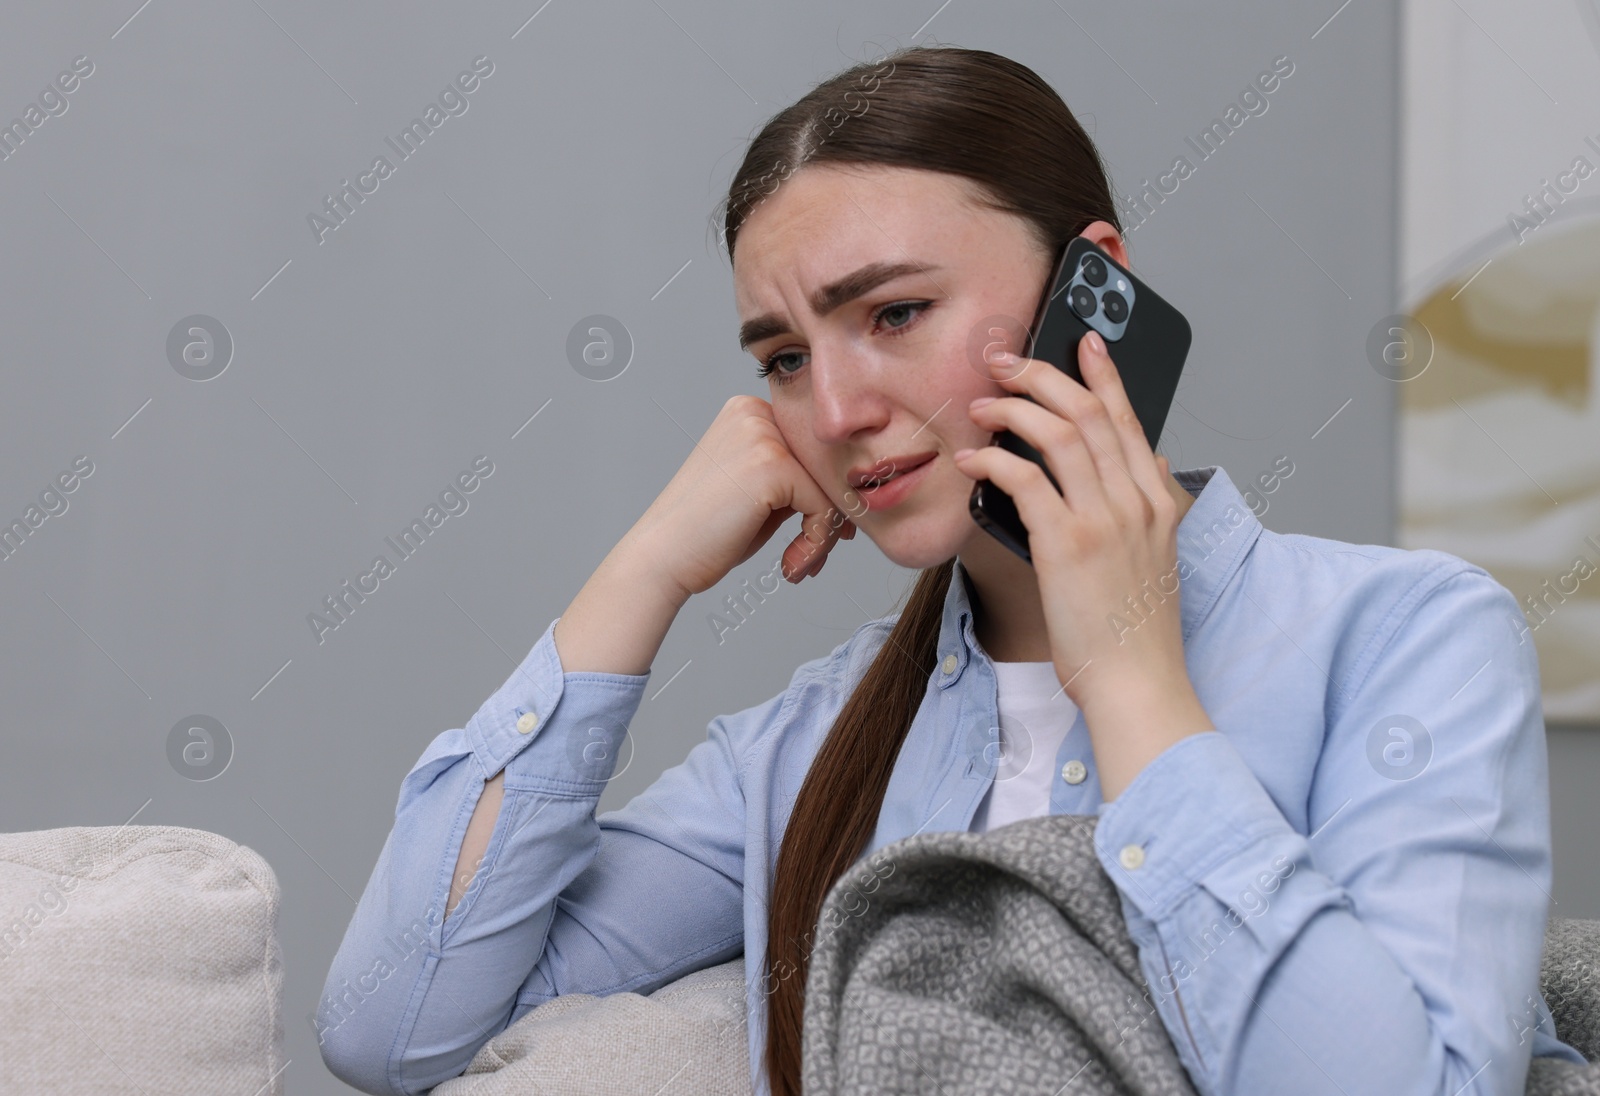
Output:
[{"xmin": 319, "ymin": 45, "xmax": 1585, "ymax": 1096}]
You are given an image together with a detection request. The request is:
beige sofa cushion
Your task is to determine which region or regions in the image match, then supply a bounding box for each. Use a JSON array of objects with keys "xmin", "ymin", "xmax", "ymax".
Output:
[
  {"xmin": 431, "ymin": 956, "xmax": 753, "ymax": 1095},
  {"xmin": 0, "ymin": 825, "xmax": 285, "ymax": 1096}
]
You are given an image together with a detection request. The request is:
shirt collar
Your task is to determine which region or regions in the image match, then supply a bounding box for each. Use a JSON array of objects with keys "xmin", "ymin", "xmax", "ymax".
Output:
[{"xmin": 933, "ymin": 464, "xmax": 1262, "ymax": 687}]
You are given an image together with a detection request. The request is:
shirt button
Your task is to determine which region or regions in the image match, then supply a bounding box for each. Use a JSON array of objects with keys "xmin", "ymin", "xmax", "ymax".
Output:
[
  {"xmin": 1119, "ymin": 844, "xmax": 1146, "ymax": 870},
  {"xmin": 942, "ymin": 653, "xmax": 958, "ymax": 674},
  {"xmin": 516, "ymin": 712, "xmax": 537, "ymax": 734},
  {"xmin": 1061, "ymin": 759, "xmax": 1087, "ymax": 785}
]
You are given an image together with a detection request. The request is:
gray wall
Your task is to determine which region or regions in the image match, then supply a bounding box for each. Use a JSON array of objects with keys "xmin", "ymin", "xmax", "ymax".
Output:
[{"xmin": 1, "ymin": 2, "xmax": 1589, "ymax": 1092}]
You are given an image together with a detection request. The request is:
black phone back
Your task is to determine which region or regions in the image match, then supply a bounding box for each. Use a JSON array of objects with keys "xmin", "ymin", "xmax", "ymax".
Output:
[{"xmin": 968, "ymin": 236, "xmax": 1192, "ymax": 563}]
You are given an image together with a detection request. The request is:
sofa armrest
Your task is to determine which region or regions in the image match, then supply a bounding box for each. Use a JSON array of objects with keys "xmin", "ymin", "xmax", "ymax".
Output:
[
  {"xmin": 430, "ymin": 956, "xmax": 752, "ymax": 1095},
  {"xmin": 0, "ymin": 825, "xmax": 285, "ymax": 1095}
]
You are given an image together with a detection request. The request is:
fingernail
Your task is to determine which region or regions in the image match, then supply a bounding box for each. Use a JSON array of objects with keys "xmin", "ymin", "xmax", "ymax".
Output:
[
  {"xmin": 969, "ymin": 396, "xmax": 996, "ymax": 409},
  {"xmin": 988, "ymin": 349, "xmax": 1018, "ymax": 367},
  {"xmin": 1085, "ymin": 331, "xmax": 1105, "ymax": 355},
  {"xmin": 953, "ymin": 447, "xmax": 975, "ymax": 460}
]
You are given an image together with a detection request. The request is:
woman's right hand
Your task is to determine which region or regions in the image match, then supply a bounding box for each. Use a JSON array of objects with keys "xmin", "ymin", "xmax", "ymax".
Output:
[{"xmin": 622, "ymin": 395, "xmax": 858, "ymax": 601}]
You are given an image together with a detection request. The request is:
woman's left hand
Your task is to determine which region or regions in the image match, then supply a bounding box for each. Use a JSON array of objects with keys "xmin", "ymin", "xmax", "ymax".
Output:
[{"xmin": 952, "ymin": 330, "xmax": 1188, "ymax": 714}]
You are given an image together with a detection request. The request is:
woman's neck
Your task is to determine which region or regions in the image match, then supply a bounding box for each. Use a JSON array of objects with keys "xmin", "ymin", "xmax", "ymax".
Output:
[{"xmin": 962, "ymin": 471, "xmax": 1197, "ymax": 664}]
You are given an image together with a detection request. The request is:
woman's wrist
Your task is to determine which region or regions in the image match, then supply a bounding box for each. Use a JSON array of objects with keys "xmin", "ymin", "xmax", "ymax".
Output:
[
  {"xmin": 555, "ymin": 541, "xmax": 690, "ymax": 677},
  {"xmin": 1079, "ymin": 669, "xmax": 1214, "ymax": 801}
]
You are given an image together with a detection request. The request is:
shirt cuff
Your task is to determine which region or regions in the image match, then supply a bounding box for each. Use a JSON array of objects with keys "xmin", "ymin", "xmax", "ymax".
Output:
[
  {"xmin": 465, "ymin": 616, "xmax": 651, "ymax": 785},
  {"xmin": 1093, "ymin": 730, "xmax": 1299, "ymax": 921}
]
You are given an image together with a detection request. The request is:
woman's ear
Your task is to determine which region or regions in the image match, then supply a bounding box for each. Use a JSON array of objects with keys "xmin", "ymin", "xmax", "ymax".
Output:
[{"xmin": 1078, "ymin": 220, "xmax": 1129, "ymax": 270}]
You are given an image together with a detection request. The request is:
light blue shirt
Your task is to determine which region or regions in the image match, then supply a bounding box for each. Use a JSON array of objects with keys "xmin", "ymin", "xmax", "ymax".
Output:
[{"xmin": 318, "ymin": 464, "xmax": 1586, "ymax": 1095}]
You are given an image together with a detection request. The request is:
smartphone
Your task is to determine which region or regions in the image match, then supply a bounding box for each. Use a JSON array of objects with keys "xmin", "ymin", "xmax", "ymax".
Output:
[{"xmin": 968, "ymin": 236, "xmax": 1192, "ymax": 564}]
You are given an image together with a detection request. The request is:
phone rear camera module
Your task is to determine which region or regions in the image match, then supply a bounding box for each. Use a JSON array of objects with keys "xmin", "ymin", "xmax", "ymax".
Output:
[
  {"xmin": 1101, "ymin": 290, "xmax": 1129, "ymax": 324},
  {"xmin": 1057, "ymin": 245, "xmax": 1136, "ymax": 344},
  {"xmin": 1070, "ymin": 284, "xmax": 1098, "ymax": 318}
]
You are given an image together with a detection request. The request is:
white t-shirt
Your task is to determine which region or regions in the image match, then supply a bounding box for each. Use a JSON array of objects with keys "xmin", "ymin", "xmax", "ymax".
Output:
[{"xmin": 969, "ymin": 660, "xmax": 1081, "ymax": 833}]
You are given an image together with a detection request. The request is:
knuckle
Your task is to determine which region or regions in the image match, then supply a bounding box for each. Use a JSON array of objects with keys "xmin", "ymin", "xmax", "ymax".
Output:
[
  {"xmin": 729, "ymin": 393, "xmax": 772, "ymax": 419},
  {"xmin": 1021, "ymin": 460, "xmax": 1052, "ymax": 487},
  {"xmin": 1055, "ymin": 517, "xmax": 1092, "ymax": 555},
  {"xmin": 1086, "ymin": 518, "xmax": 1117, "ymax": 553},
  {"xmin": 1046, "ymin": 418, "xmax": 1078, "ymax": 447},
  {"xmin": 751, "ymin": 438, "xmax": 791, "ymax": 480}
]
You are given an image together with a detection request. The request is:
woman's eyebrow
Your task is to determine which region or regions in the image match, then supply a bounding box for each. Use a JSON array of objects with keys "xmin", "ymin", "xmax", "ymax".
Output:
[{"xmin": 738, "ymin": 259, "xmax": 943, "ymax": 349}]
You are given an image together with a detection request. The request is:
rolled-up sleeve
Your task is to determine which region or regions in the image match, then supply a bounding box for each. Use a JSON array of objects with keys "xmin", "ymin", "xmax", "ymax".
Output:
[{"xmin": 1092, "ymin": 567, "xmax": 1582, "ymax": 1095}]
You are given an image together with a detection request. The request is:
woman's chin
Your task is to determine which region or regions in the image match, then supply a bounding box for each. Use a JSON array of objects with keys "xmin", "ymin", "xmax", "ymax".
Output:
[{"xmin": 862, "ymin": 510, "xmax": 971, "ymax": 571}]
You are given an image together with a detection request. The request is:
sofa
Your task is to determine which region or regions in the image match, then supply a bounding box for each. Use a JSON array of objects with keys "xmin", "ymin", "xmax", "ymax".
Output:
[
  {"xmin": 2, "ymin": 825, "xmax": 1596, "ymax": 1095},
  {"xmin": 0, "ymin": 825, "xmax": 286, "ymax": 1095}
]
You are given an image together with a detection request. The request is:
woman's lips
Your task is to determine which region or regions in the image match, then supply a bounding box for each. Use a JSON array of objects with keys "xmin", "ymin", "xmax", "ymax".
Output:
[{"xmin": 855, "ymin": 453, "xmax": 935, "ymax": 512}]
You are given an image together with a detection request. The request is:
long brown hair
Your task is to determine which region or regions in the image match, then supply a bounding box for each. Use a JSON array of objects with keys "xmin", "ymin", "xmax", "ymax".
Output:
[{"xmin": 715, "ymin": 45, "xmax": 1122, "ymax": 1096}]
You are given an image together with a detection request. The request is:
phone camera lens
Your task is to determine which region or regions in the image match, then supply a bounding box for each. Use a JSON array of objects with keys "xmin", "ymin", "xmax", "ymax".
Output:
[
  {"xmin": 1101, "ymin": 290, "xmax": 1128, "ymax": 323},
  {"xmin": 1079, "ymin": 255, "xmax": 1107, "ymax": 287},
  {"xmin": 1069, "ymin": 284, "xmax": 1098, "ymax": 318}
]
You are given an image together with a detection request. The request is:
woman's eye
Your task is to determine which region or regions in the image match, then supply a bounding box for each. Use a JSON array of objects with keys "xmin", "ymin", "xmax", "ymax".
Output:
[
  {"xmin": 754, "ymin": 299, "xmax": 933, "ymax": 386},
  {"xmin": 875, "ymin": 301, "xmax": 925, "ymax": 330},
  {"xmin": 756, "ymin": 351, "xmax": 806, "ymax": 383}
]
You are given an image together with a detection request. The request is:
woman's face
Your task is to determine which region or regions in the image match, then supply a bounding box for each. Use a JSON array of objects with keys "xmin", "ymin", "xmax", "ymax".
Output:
[{"xmin": 733, "ymin": 163, "xmax": 1124, "ymax": 570}]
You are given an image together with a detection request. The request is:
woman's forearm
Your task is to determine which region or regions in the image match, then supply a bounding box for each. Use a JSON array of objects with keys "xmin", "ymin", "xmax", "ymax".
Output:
[{"xmin": 553, "ymin": 535, "xmax": 691, "ymax": 676}]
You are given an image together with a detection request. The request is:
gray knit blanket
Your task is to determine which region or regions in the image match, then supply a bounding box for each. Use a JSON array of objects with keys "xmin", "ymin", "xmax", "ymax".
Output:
[{"xmin": 800, "ymin": 813, "xmax": 1600, "ymax": 1096}]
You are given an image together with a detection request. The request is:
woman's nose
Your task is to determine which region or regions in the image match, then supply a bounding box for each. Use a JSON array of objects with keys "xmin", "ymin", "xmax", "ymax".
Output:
[{"xmin": 808, "ymin": 353, "xmax": 886, "ymax": 445}]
